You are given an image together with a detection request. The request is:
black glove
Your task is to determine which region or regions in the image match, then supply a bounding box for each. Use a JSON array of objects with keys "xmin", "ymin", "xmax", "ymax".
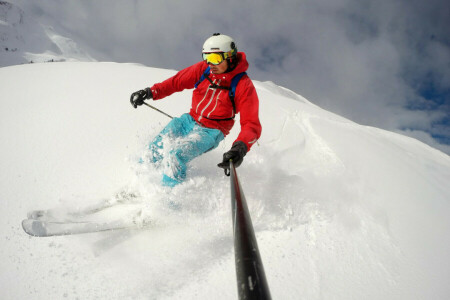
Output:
[
  {"xmin": 218, "ymin": 141, "xmax": 248, "ymax": 174},
  {"xmin": 130, "ymin": 88, "xmax": 152, "ymax": 108}
]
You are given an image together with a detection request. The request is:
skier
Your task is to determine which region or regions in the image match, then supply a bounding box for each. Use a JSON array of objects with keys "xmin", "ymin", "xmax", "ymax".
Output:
[{"xmin": 130, "ymin": 33, "xmax": 261, "ymax": 187}]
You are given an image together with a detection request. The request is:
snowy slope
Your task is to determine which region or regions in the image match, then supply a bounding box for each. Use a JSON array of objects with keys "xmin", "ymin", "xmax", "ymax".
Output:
[
  {"xmin": 0, "ymin": 2, "xmax": 94, "ymax": 67},
  {"xmin": 1, "ymin": 62, "xmax": 449, "ymax": 299}
]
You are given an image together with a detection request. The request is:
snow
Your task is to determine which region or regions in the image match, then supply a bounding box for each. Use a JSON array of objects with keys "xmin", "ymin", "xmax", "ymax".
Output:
[
  {"xmin": 1, "ymin": 61, "xmax": 450, "ymax": 299},
  {"xmin": 0, "ymin": 2, "xmax": 94, "ymax": 67}
]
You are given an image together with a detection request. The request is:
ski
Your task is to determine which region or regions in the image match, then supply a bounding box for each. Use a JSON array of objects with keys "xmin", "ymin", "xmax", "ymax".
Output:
[
  {"xmin": 26, "ymin": 191, "xmax": 141, "ymax": 222},
  {"xmin": 27, "ymin": 202, "xmax": 116, "ymax": 222},
  {"xmin": 22, "ymin": 218, "xmax": 149, "ymax": 237}
]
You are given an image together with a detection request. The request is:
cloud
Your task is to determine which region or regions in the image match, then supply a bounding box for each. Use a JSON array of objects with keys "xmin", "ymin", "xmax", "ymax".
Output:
[{"xmin": 10, "ymin": 0, "xmax": 450, "ymax": 154}]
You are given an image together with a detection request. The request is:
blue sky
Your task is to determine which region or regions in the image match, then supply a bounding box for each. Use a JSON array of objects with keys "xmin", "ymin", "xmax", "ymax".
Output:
[{"xmin": 11, "ymin": 0, "xmax": 450, "ymax": 154}]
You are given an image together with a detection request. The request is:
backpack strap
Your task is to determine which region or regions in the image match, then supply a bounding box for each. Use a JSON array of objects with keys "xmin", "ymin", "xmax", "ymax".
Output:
[
  {"xmin": 194, "ymin": 66, "xmax": 210, "ymax": 88},
  {"xmin": 228, "ymin": 72, "xmax": 247, "ymax": 115}
]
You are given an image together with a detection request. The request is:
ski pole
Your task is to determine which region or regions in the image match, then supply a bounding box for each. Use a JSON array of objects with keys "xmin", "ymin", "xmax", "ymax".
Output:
[
  {"xmin": 142, "ymin": 101, "xmax": 173, "ymax": 119},
  {"xmin": 229, "ymin": 160, "xmax": 272, "ymax": 300}
]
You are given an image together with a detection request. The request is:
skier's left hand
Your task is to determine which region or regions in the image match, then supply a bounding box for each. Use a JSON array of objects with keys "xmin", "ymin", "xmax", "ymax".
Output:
[
  {"xmin": 130, "ymin": 88, "xmax": 152, "ymax": 108},
  {"xmin": 218, "ymin": 141, "xmax": 247, "ymax": 174}
]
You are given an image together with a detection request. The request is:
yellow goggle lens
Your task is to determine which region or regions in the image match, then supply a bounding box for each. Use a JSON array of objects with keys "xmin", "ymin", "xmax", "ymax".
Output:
[{"xmin": 202, "ymin": 52, "xmax": 224, "ymax": 65}]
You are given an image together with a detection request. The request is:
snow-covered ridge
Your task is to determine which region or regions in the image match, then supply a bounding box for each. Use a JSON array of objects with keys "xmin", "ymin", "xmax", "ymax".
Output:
[
  {"xmin": 0, "ymin": 1, "xmax": 94, "ymax": 67},
  {"xmin": 1, "ymin": 62, "xmax": 449, "ymax": 299},
  {"xmin": 0, "ymin": 2, "xmax": 22, "ymax": 24}
]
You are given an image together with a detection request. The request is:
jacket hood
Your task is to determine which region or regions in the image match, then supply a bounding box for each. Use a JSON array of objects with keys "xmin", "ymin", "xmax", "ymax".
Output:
[{"xmin": 229, "ymin": 52, "xmax": 249, "ymax": 75}]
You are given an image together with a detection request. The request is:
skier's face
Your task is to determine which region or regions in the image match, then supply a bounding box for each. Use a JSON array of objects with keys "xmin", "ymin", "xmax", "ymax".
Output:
[{"xmin": 209, "ymin": 59, "xmax": 228, "ymax": 74}]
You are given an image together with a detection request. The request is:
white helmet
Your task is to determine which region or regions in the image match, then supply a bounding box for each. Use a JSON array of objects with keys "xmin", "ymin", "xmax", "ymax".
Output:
[{"xmin": 202, "ymin": 33, "xmax": 237, "ymax": 56}]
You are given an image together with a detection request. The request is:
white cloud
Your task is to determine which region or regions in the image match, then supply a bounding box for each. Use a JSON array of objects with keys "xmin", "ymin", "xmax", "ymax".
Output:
[{"xmin": 9, "ymin": 0, "xmax": 450, "ymax": 154}]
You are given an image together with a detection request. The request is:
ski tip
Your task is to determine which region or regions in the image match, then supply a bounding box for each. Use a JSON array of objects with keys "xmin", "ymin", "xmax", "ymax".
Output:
[{"xmin": 22, "ymin": 219, "xmax": 48, "ymax": 237}]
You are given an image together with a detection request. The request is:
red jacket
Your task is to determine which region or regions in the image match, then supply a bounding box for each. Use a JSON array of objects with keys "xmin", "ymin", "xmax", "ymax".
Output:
[{"xmin": 150, "ymin": 52, "xmax": 261, "ymax": 151}]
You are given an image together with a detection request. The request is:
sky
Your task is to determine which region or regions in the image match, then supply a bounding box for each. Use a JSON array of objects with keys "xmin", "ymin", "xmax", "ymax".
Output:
[{"xmin": 9, "ymin": 0, "xmax": 450, "ymax": 154}]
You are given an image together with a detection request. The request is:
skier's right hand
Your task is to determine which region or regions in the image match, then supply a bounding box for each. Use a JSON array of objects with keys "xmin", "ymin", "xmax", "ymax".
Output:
[
  {"xmin": 217, "ymin": 141, "xmax": 248, "ymax": 175},
  {"xmin": 130, "ymin": 88, "xmax": 153, "ymax": 108}
]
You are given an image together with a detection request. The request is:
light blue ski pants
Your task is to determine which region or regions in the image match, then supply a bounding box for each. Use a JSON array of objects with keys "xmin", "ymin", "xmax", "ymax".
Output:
[{"xmin": 149, "ymin": 113, "xmax": 224, "ymax": 187}]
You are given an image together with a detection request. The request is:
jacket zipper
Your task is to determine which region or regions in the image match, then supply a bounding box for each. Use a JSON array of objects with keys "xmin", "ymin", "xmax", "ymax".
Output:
[{"xmin": 198, "ymin": 79, "xmax": 221, "ymax": 121}]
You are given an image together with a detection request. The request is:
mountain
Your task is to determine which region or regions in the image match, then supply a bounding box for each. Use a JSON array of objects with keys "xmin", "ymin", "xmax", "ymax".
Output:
[
  {"xmin": 0, "ymin": 1, "xmax": 94, "ymax": 67},
  {"xmin": 1, "ymin": 62, "xmax": 449, "ymax": 299}
]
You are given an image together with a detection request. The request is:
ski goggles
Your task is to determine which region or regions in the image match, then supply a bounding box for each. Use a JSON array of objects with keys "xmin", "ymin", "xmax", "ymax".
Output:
[{"xmin": 202, "ymin": 50, "xmax": 235, "ymax": 65}]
